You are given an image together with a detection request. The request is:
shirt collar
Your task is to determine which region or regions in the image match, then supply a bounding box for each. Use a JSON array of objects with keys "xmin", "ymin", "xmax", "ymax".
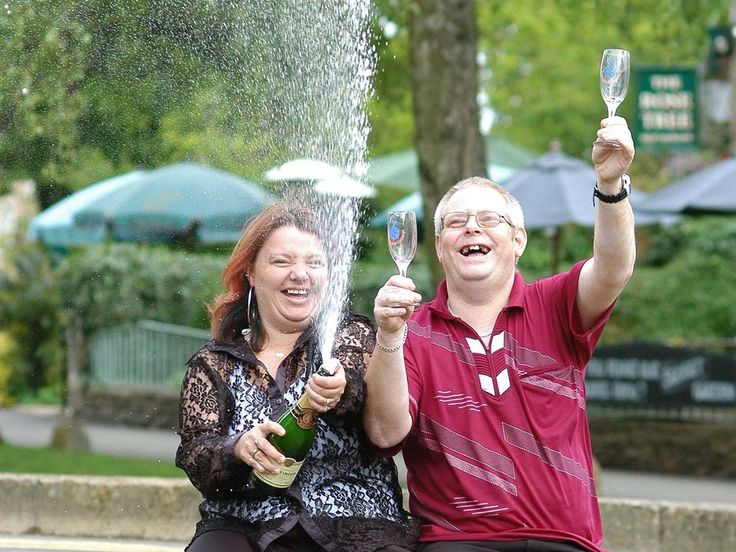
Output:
[
  {"xmin": 207, "ymin": 323, "xmax": 316, "ymax": 361},
  {"xmin": 429, "ymin": 271, "xmax": 527, "ymax": 317}
]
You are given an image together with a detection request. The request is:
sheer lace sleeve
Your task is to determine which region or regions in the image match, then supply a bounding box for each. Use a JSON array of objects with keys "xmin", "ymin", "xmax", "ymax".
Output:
[
  {"xmin": 332, "ymin": 313, "xmax": 375, "ymax": 413},
  {"xmin": 175, "ymin": 346, "xmax": 252, "ymax": 499}
]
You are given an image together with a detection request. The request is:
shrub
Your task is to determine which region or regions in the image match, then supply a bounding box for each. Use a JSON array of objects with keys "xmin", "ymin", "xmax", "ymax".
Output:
[
  {"xmin": 56, "ymin": 243, "xmax": 226, "ymax": 333},
  {"xmin": 0, "ymin": 332, "xmax": 19, "ymax": 406},
  {"xmin": 0, "ymin": 244, "xmax": 63, "ymax": 396},
  {"xmin": 0, "ymin": 242, "xmax": 227, "ymax": 400}
]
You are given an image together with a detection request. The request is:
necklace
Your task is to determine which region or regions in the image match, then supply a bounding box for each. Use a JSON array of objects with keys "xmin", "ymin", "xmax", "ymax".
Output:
[{"xmin": 242, "ymin": 330, "xmax": 289, "ymax": 359}]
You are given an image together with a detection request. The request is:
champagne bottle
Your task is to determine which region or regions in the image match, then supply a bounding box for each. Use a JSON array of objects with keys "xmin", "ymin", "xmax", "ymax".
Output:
[{"xmin": 250, "ymin": 361, "xmax": 335, "ymax": 494}]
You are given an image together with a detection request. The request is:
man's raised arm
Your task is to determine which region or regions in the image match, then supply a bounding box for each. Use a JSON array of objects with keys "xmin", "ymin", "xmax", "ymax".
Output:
[{"xmin": 578, "ymin": 116, "xmax": 637, "ymax": 330}]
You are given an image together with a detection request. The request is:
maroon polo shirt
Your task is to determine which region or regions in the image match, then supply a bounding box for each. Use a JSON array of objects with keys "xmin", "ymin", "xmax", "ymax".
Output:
[{"xmin": 396, "ymin": 260, "xmax": 612, "ymax": 552}]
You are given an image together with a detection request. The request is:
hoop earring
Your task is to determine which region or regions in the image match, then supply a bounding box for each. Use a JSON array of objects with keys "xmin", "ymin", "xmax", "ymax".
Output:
[{"xmin": 246, "ymin": 287, "xmax": 254, "ymax": 326}]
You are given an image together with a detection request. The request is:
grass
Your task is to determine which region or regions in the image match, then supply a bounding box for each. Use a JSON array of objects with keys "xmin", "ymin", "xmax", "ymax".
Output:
[{"xmin": 0, "ymin": 443, "xmax": 186, "ymax": 478}]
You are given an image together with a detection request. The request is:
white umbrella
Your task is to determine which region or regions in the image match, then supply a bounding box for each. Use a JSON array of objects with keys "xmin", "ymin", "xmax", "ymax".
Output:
[
  {"xmin": 314, "ymin": 175, "xmax": 376, "ymax": 198},
  {"xmin": 265, "ymin": 158, "xmax": 342, "ymax": 182}
]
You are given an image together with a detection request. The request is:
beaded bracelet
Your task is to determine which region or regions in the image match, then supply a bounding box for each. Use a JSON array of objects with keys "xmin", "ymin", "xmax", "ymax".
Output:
[{"xmin": 375, "ymin": 324, "xmax": 408, "ymax": 353}]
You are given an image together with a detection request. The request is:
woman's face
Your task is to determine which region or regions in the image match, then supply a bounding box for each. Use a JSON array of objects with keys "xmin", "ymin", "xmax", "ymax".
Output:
[{"xmin": 248, "ymin": 225, "xmax": 327, "ymax": 334}]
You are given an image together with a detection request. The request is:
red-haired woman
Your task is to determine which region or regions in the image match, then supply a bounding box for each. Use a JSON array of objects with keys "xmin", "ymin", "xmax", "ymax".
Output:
[{"xmin": 177, "ymin": 203, "xmax": 416, "ymax": 552}]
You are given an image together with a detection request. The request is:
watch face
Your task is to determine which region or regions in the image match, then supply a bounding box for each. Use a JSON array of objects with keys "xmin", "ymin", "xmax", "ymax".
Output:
[{"xmin": 622, "ymin": 174, "xmax": 631, "ymax": 193}]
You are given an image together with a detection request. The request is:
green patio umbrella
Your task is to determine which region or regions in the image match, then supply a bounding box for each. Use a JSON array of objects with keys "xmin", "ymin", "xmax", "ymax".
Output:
[
  {"xmin": 29, "ymin": 162, "xmax": 274, "ymax": 247},
  {"xmin": 366, "ymin": 135, "xmax": 537, "ymax": 190}
]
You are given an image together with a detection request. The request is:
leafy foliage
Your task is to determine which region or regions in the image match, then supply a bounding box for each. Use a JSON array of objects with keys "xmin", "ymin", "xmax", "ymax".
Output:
[
  {"xmin": 0, "ymin": 0, "xmax": 278, "ymax": 205},
  {"xmin": 0, "ymin": 245, "xmax": 64, "ymax": 396},
  {"xmin": 611, "ymin": 217, "xmax": 736, "ymax": 342},
  {"xmin": 57, "ymin": 244, "xmax": 225, "ymax": 333},
  {"xmin": 0, "ymin": 243, "xmax": 225, "ymax": 398},
  {"xmin": 477, "ymin": 0, "xmax": 731, "ymax": 159}
]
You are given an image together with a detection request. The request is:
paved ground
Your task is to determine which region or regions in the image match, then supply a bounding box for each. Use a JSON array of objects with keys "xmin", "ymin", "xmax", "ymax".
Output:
[
  {"xmin": 0, "ymin": 406, "xmax": 179, "ymax": 463},
  {"xmin": 0, "ymin": 535, "xmax": 181, "ymax": 552},
  {"xmin": 2, "ymin": 405, "xmax": 736, "ymax": 505},
  {"xmin": 1, "ymin": 405, "xmax": 736, "ymax": 551}
]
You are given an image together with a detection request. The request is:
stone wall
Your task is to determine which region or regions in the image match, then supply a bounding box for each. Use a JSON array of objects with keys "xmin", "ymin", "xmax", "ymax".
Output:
[{"xmin": 0, "ymin": 473, "xmax": 734, "ymax": 551}]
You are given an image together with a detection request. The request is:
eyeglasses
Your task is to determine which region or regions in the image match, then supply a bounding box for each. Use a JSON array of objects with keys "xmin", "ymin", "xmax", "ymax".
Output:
[{"xmin": 441, "ymin": 210, "xmax": 515, "ymax": 230}]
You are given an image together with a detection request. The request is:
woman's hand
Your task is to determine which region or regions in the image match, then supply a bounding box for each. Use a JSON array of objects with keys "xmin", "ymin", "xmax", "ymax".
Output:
[
  {"xmin": 305, "ymin": 358, "xmax": 346, "ymax": 412},
  {"xmin": 234, "ymin": 420, "xmax": 286, "ymax": 474}
]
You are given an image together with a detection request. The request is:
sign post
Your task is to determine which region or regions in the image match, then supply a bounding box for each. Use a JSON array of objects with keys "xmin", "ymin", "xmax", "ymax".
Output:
[{"xmin": 634, "ymin": 66, "xmax": 699, "ymax": 152}]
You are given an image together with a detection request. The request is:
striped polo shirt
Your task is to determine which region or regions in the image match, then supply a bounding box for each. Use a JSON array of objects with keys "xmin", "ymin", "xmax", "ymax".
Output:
[{"xmin": 399, "ymin": 260, "xmax": 612, "ymax": 552}]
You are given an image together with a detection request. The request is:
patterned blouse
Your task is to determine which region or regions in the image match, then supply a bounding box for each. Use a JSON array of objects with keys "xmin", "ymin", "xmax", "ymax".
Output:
[{"xmin": 176, "ymin": 312, "xmax": 417, "ymax": 551}]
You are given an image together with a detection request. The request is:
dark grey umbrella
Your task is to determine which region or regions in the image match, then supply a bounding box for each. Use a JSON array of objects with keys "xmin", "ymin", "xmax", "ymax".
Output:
[
  {"xmin": 499, "ymin": 150, "xmax": 674, "ymax": 272},
  {"xmin": 502, "ymin": 150, "xmax": 663, "ymax": 228},
  {"xmin": 636, "ymin": 156, "xmax": 736, "ymax": 214},
  {"xmin": 370, "ymin": 151, "xmax": 675, "ymax": 271}
]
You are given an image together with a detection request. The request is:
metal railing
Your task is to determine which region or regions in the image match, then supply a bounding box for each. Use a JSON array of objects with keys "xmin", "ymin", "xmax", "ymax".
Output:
[{"xmin": 89, "ymin": 320, "xmax": 210, "ymax": 391}]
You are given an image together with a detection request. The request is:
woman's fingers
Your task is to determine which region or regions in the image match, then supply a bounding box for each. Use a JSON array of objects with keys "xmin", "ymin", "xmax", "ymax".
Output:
[
  {"xmin": 307, "ymin": 363, "xmax": 345, "ymax": 412},
  {"xmin": 237, "ymin": 421, "xmax": 286, "ymax": 473}
]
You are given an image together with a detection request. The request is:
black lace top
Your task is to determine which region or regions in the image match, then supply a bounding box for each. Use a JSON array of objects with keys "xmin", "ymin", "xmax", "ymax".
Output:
[{"xmin": 176, "ymin": 312, "xmax": 417, "ymax": 551}]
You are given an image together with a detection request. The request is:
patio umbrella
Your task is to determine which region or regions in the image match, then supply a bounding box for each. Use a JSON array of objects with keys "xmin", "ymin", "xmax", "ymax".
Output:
[
  {"xmin": 366, "ymin": 135, "xmax": 537, "ymax": 190},
  {"xmin": 265, "ymin": 158, "xmax": 376, "ymax": 199},
  {"xmin": 28, "ymin": 162, "xmax": 274, "ymax": 247},
  {"xmin": 373, "ymin": 151, "xmax": 671, "ymax": 227},
  {"xmin": 27, "ymin": 170, "xmax": 147, "ymax": 247},
  {"xmin": 314, "ymin": 175, "xmax": 376, "ymax": 198},
  {"xmin": 636, "ymin": 156, "xmax": 736, "ymax": 214},
  {"xmin": 372, "ymin": 150, "xmax": 676, "ymax": 272},
  {"xmin": 501, "ymin": 150, "xmax": 671, "ymax": 228},
  {"xmin": 503, "ymin": 150, "xmax": 675, "ymax": 271},
  {"xmin": 264, "ymin": 158, "xmax": 342, "ymax": 182}
]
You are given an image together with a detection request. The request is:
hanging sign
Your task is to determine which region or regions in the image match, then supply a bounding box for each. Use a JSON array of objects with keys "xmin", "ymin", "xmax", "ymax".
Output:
[{"xmin": 634, "ymin": 66, "xmax": 699, "ymax": 152}]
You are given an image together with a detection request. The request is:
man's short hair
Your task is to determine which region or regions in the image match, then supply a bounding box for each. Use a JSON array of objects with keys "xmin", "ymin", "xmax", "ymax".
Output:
[{"xmin": 433, "ymin": 176, "xmax": 525, "ymax": 236}]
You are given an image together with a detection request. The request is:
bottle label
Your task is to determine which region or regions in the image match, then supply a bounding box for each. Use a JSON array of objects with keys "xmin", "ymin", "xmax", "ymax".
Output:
[
  {"xmin": 294, "ymin": 395, "xmax": 318, "ymax": 430},
  {"xmin": 253, "ymin": 457, "xmax": 304, "ymax": 489}
]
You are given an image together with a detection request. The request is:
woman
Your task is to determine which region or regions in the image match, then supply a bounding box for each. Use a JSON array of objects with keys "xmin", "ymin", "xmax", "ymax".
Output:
[{"xmin": 177, "ymin": 203, "xmax": 416, "ymax": 552}]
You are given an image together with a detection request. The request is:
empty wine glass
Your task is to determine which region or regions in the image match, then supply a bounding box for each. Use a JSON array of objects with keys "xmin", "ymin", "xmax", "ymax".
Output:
[
  {"xmin": 387, "ymin": 210, "xmax": 417, "ymax": 278},
  {"xmin": 593, "ymin": 48, "xmax": 630, "ymax": 149}
]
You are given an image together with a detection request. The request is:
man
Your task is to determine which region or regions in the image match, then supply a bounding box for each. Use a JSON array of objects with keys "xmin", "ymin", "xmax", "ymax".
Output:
[{"xmin": 364, "ymin": 117, "xmax": 635, "ymax": 552}]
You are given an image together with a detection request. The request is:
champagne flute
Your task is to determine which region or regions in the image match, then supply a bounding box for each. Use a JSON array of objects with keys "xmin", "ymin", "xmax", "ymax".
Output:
[
  {"xmin": 387, "ymin": 210, "xmax": 417, "ymax": 278},
  {"xmin": 593, "ymin": 48, "xmax": 630, "ymax": 149}
]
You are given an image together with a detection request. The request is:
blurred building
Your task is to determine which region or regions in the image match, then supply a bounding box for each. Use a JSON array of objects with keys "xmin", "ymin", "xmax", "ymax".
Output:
[{"xmin": 0, "ymin": 180, "xmax": 39, "ymax": 271}]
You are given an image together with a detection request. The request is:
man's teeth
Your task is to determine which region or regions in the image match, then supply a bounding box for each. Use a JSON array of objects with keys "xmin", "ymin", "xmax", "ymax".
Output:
[{"xmin": 461, "ymin": 245, "xmax": 490, "ymax": 256}]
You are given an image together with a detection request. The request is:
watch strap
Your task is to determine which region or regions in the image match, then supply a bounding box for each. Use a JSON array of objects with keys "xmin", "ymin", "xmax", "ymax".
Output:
[{"xmin": 593, "ymin": 174, "xmax": 631, "ymax": 205}]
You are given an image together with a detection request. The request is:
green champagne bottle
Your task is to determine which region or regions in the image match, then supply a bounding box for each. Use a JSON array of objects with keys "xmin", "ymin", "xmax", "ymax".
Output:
[{"xmin": 250, "ymin": 362, "xmax": 334, "ymax": 494}]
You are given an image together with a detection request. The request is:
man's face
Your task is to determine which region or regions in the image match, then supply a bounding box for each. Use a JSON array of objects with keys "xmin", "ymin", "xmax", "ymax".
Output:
[{"xmin": 434, "ymin": 186, "xmax": 526, "ymax": 286}]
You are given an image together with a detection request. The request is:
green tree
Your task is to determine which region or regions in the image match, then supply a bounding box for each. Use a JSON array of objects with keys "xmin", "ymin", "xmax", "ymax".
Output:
[
  {"xmin": 0, "ymin": 0, "xmax": 278, "ymax": 204},
  {"xmin": 0, "ymin": 1, "xmax": 92, "ymax": 201},
  {"xmin": 478, "ymin": 0, "xmax": 731, "ymax": 159}
]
